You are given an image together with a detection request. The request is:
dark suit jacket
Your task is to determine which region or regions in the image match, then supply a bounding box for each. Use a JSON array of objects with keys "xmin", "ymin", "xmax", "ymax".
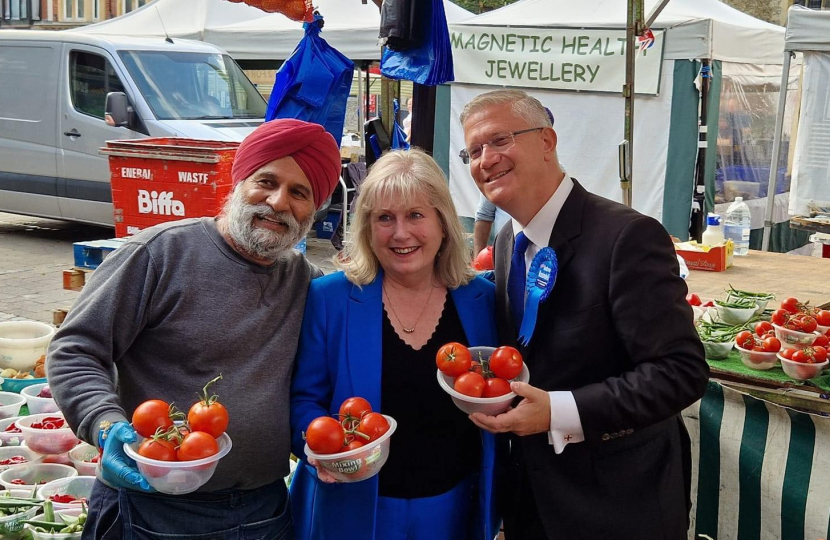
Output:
[{"xmin": 493, "ymin": 180, "xmax": 709, "ymax": 540}]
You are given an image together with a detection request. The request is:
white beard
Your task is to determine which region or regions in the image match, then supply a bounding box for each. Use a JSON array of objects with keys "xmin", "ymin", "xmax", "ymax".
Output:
[{"xmin": 224, "ymin": 187, "xmax": 314, "ymax": 261}]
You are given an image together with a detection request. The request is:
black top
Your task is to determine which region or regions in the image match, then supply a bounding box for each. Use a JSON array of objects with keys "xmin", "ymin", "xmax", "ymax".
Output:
[{"xmin": 378, "ymin": 293, "xmax": 482, "ymax": 499}]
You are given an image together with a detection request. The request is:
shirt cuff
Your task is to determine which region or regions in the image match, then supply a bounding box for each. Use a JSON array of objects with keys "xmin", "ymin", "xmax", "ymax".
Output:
[{"xmin": 547, "ymin": 391, "xmax": 585, "ymax": 454}]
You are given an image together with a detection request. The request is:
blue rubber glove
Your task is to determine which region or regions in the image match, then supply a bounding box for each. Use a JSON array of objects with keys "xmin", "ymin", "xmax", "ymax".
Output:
[{"xmin": 100, "ymin": 421, "xmax": 155, "ymax": 492}]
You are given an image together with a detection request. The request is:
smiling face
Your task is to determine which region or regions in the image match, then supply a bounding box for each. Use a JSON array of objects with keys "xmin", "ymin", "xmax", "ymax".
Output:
[
  {"xmin": 462, "ymin": 104, "xmax": 558, "ymax": 225},
  {"xmin": 369, "ymin": 191, "xmax": 445, "ymax": 286},
  {"xmin": 225, "ymin": 156, "xmax": 315, "ymax": 264}
]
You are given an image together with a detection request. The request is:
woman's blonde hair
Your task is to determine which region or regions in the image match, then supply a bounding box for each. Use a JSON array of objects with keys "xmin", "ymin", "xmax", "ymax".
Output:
[{"xmin": 336, "ymin": 148, "xmax": 474, "ymax": 288}]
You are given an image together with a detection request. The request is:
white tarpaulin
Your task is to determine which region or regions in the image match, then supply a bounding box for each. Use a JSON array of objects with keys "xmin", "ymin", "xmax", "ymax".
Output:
[
  {"xmin": 449, "ymin": 62, "xmax": 674, "ymax": 222},
  {"xmin": 449, "ymin": 26, "xmax": 665, "ymax": 94},
  {"xmin": 789, "ymin": 52, "xmax": 830, "ymax": 217},
  {"xmin": 77, "ymin": 0, "xmax": 473, "ymax": 61},
  {"xmin": 785, "ymin": 5, "xmax": 830, "ymax": 53}
]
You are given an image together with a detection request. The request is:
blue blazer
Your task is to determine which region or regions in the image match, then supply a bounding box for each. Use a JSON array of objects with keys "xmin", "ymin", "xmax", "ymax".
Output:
[{"xmin": 289, "ymin": 272, "xmax": 502, "ymax": 540}]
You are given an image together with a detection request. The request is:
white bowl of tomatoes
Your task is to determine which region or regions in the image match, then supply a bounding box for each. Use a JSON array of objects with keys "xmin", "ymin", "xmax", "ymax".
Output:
[
  {"xmin": 779, "ymin": 347, "xmax": 829, "ymax": 381},
  {"xmin": 436, "ymin": 345, "xmax": 530, "ymax": 416},
  {"xmin": 15, "ymin": 413, "xmax": 80, "ymax": 455}
]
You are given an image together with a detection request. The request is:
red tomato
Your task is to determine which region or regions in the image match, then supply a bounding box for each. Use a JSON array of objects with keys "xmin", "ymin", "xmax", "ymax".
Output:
[
  {"xmin": 482, "ymin": 377, "xmax": 512, "ymax": 398},
  {"xmin": 792, "ymin": 350, "xmax": 812, "ymax": 364},
  {"xmin": 454, "ymin": 372, "xmax": 486, "ymax": 397},
  {"xmin": 816, "ymin": 310, "xmax": 830, "ymax": 327},
  {"xmin": 342, "ymin": 439, "xmax": 365, "ymax": 451},
  {"xmin": 812, "ymin": 346, "xmax": 828, "ymax": 363},
  {"xmin": 798, "ymin": 316, "xmax": 818, "ymax": 334},
  {"xmin": 685, "ymin": 293, "xmax": 702, "ymax": 306},
  {"xmin": 305, "ymin": 417, "xmax": 345, "ymax": 455},
  {"xmin": 177, "ymin": 431, "xmax": 219, "ymax": 461},
  {"xmin": 339, "ymin": 397, "xmax": 372, "ymax": 423},
  {"xmin": 137, "ymin": 438, "xmax": 177, "ymax": 462},
  {"xmin": 771, "ymin": 309, "xmax": 789, "ymax": 326},
  {"xmin": 473, "ymin": 246, "xmax": 494, "ymax": 271},
  {"xmin": 814, "ymin": 335, "xmax": 830, "ymax": 348},
  {"xmin": 736, "ymin": 331, "xmax": 755, "ymax": 350},
  {"xmin": 780, "ymin": 348, "xmax": 795, "ymax": 360},
  {"xmin": 762, "ymin": 336, "xmax": 781, "ymax": 353},
  {"xmin": 489, "ymin": 346, "xmax": 523, "ymax": 380},
  {"xmin": 436, "ymin": 343, "xmax": 472, "ymax": 377},
  {"xmin": 357, "ymin": 413, "xmax": 390, "ymax": 443},
  {"xmin": 781, "ymin": 297, "xmax": 801, "ymax": 314},
  {"xmin": 469, "ymin": 361, "xmax": 484, "ymax": 376},
  {"xmin": 187, "ymin": 376, "xmax": 229, "ymax": 438},
  {"xmin": 701, "ymin": 300, "xmax": 715, "ymax": 308},
  {"xmin": 755, "ymin": 321, "xmax": 774, "ymax": 337},
  {"xmin": 132, "ymin": 400, "xmax": 174, "ymax": 439}
]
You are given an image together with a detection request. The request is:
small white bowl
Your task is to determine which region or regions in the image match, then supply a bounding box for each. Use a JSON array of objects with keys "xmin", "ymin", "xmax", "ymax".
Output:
[
  {"xmin": 437, "ymin": 346, "xmax": 530, "ymax": 416},
  {"xmin": 0, "ymin": 416, "xmax": 25, "ymax": 447},
  {"xmin": 304, "ymin": 415, "xmax": 397, "ymax": 484},
  {"xmin": 0, "ymin": 392, "xmax": 26, "ymax": 420},
  {"xmin": 21, "ymin": 383, "xmax": 59, "ymax": 415},
  {"xmin": 736, "ymin": 345, "xmax": 778, "ymax": 370},
  {"xmin": 0, "ymin": 446, "xmax": 45, "ymax": 473},
  {"xmin": 37, "ymin": 475, "xmax": 95, "ymax": 512},
  {"xmin": 0, "ymin": 462, "xmax": 77, "ymax": 491},
  {"xmin": 773, "ymin": 323, "xmax": 819, "ymax": 351},
  {"xmin": 68, "ymin": 443, "xmax": 99, "ymax": 476},
  {"xmin": 716, "ymin": 303, "xmax": 758, "ymax": 325},
  {"xmin": 779, "ymin": 355, "xmax": 829, "ymax": 381},
  {"xmin": 16, "ymin": 413, "xmax": 80, "ymax": 455},
  {"xmin": 124, "ymin": 433, "xmax": 232, "ymax": 495},
  {"xmin": 727, "ymin": 294, "xmax": 770, "ymax": 315},
  {"xmin": 701, "ymin": 340, "xmax": 734, "ymax": 360}
]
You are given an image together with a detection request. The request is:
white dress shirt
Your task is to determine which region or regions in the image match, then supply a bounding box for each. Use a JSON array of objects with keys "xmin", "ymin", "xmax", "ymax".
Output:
[{"xmin": 511, "ymin": 175, "xmax": 585, "ymax": 454}]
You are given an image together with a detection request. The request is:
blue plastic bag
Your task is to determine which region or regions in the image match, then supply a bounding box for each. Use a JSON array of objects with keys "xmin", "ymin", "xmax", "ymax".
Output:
[
  {"xmin": 380, "ymin": 0, "xmax": 453, "ymax": 86},
  {"xmin": 390, "ymin": 99, "xmax": 410, "ymax": 150},
  {"xmin": 266, "ymin": 13, "xmax": 354, "ymax": 144}
]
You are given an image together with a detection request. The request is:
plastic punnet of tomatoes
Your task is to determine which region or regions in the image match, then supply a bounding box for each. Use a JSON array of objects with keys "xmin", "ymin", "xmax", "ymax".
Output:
[
  {"xmin": 123, "ymin": 425, "xmax": 233, "ymax": 495},
  {"xmin": 779, "ymin": 355, "xmax": 829, "ymax": 381},
  {"xmin": 735, "ymin": 344, "xmax": 778, "ymax": 371},
  {"xmin": 772, "ymin": 323, "xmax": 820, "ymax": 351},
  {"xmin": 304, "ymin": 415, "xmax": 398, "ymax": 483},
  {"xmin": 436, "ymin": 346, "xmax": 530, "ymax": 416}
]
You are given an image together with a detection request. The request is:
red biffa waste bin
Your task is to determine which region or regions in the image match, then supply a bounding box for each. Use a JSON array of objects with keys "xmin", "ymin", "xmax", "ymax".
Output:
[{"xmin": 101, "ymin": 138, "xmax": 239, "ymax": 238}]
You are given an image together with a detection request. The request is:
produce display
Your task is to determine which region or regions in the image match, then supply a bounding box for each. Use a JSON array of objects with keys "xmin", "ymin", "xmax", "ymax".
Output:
[
  {"xmin": 23, "ymin": 499, "xmax": 87, "ymax": 535},
  {"xmin": 437, "ymin": 343, "xmax": 523, "ymax": 398}
]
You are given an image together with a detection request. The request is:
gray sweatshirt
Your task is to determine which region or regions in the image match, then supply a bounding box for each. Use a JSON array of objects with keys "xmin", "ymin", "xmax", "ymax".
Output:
[{"xmin": 47, "ymin": 217, "xmax": 321, "ymax": 491}]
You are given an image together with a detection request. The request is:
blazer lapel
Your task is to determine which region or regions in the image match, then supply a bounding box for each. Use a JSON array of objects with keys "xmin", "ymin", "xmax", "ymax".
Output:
[
  {"xmin": 494, "ymin": 225, "xmax": 518, "ymax": 344},
  {"xmin": 546, "ymin": 179, "xmax": 586, "ymax": 269},
  {"xmin": 347, "ymin": 276, "xmax": 383, "ymax": 411}
]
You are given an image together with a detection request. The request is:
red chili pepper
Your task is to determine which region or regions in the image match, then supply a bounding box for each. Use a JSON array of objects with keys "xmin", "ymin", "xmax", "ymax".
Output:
[
  {"xmin": 49, "ymin": 494, "xmax": 84, "ymax": 504},
  {"xmin": 0, "ymin": 456, "xmax": 27, "ymax": 466},
  {"xmin": 9, "ymin": 479, "xmax": 27, "ymax": 485},
  {"xmin": 31, "ymin": 417, "xmax": 66, "ymax": 430},
  {"xmin": 4, "ymin": 423, "xmax": 21, "ymax": 433}
]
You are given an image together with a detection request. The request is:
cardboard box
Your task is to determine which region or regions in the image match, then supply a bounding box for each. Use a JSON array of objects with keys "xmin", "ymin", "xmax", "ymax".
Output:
[{"xmin": 675, "ymin": 240, "xmax": 734, "ymax": 272}]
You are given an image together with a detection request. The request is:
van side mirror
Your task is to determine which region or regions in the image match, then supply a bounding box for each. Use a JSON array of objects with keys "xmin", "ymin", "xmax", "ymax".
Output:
[{"xmin": 105, "ymin": 92, "xmax": 133, "ymax": 128}]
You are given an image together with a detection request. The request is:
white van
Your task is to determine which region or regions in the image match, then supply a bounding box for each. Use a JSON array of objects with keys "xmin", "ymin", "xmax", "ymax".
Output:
[{"xmin": 0, "ymin": 30, "xmax": 266, "ymax": 226}]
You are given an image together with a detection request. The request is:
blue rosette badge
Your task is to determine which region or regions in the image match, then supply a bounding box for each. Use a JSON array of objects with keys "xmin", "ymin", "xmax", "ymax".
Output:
[{"xmin": 518, "ymin": 247, "xmax": 558, "ymax": 346}]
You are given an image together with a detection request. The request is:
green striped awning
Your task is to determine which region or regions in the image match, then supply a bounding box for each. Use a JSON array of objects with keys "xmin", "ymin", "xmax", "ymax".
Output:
[{"xmin": 684, "ymin": 381, "xmax": 830, "ymax": 540}]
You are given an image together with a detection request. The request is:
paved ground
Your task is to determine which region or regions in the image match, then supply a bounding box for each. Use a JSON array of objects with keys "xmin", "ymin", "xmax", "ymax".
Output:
[{"xmin": 0, "ymin": 212, "xmax": 339, "ymax": 324}]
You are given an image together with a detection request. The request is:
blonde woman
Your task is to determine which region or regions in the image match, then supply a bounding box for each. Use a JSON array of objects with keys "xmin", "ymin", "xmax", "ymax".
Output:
[{"xmin": 289, "ymin": 149, "xmax": 502, "ymax": 540}]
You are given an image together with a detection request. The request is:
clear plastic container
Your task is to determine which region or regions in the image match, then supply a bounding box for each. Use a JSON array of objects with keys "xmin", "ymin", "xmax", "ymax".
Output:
[
  {"xmin": 304, "ymin": 415, "xmax": 397, "ymax": 483},
  {"xmin": 0, "ymin": 416, "xmax": 25, "ymax": 447},
  {"xmin": 436, "ymin": 346, "xmax": 530, "ymax": 416},
  {"xmin": 701, "ymin": 213, "xmax": 725, "ymax": 247},
  {"xmin": 773, "ymin": 323, "xmax": 818, "ymax": 351},
  {"xmin": 736, "ymin": 345, "xmax": 778, "ymax": 370},
  {"xmin": 68, "ymin": 443, "xmax": 99, "ymax": 477},
  {"xmin": 124, "ymin": 432, "xmax": 232, "ymax": 495},
  {"xmin": 0, "ymin": 446, "xmax": 45, "ymax": 472},
  {"xmin": 715, "ymin": 303, "xmax": 757, "ymax": 325},
  {"xmin": 21, "ymin": 383, "xmax": 59, "ymax": 415},
  {"xmin": 0, "ymin": 391, "xmax": 26, "ymax": 420},
  {"xmin": 780, "ymin": 356, "xmax": 829, "ymax": 381},
  {"xmin": 26, "ymin": 511, "xmax": 83, "ymax": 540},
  {"xmin": 0, "ymin": 504, "xmax": 39, "ymax": 539},
  {"xmin": 725, "ymin": 196, "xmax": 751, "ymax": 256},
  {"xmin": 701, "ymin": 340, "xmax": 734, "ymax": 360},
  {"xmin": 16, "ymin": 413, "xmax": 80, "ymax": 455},
  {"xmin": 37, "ymin": 475, "xmax": 95, "ymax": 512},
  {"xmin": 0, "ymin": 463, "xmax": 77, "ymax": 491}
]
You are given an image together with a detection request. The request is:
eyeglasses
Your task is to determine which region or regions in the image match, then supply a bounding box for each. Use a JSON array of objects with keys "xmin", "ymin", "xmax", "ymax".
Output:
[{"xmin": 459, "ymin": 127, "xmax": 545, "ymax": 165}]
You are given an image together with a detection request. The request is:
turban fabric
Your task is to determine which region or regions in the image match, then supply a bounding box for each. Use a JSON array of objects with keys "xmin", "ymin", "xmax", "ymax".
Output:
[{"xmin": 231, "ymin": 119, "xmax": 341, "ymax": 209}]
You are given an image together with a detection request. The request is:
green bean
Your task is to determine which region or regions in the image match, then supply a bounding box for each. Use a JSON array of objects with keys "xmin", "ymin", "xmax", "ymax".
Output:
[
  {"xmin": 715, "ymin": 298, "xmax": 757, "ymax": 309},
  {"xmin": 726, "ymin": 284, "xmax": 775, "ymax": 300}
]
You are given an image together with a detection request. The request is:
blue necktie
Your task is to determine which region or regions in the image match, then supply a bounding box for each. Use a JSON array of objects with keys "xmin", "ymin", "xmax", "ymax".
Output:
[{"xmin": 508, "ymin": 232, "xmax": 531, "ymax": 331}]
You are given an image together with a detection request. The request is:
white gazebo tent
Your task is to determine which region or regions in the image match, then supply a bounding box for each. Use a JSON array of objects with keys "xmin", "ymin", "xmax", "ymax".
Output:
[
  {"xmin": 76, "ymin": 0, "xmax": 473, "ymax": 61},
  {"xmin": 443, "ymin": 0, "xmax": 794, "ymax": 244},
  {"xmin": 763, "ymin": 5, "xmax": 830, "ymax": 251}
]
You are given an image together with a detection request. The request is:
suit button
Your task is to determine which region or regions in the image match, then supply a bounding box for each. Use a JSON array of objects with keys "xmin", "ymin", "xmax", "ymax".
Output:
[
  {"xmin": 618, "ymin": 430, "xmax": 627, "ymax": 438},
  {"xmin": 610, "ymin": 432, "xmax": 618, "ymax": 439},
  {"xmin": 602, "ymin": 433, "xmax": 610, "ymax": 441},
  {"xmin": 626, "ymin": 428, "xmax": 634, "ymax": 435}
]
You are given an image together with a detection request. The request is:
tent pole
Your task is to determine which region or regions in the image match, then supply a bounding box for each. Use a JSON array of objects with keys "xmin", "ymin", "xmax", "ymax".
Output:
[
  {"xmin": 622, "ymin": 0, "xmax": 644, "ymax": 207},
  {"xmin": 690, "ymin": 59, "xmax": 711, "ymax": 243},
  {"xmin": 762, "ymin": 51, "xmax": 793, "ymax": 252},
  {"xmin": 357, "ymin": 66, "xmax": 365, "ymax": 148}
]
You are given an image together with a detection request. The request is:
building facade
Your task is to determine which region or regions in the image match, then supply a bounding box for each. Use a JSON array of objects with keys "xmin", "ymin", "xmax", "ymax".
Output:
[{"xmin": 1, "ymin": 0, "xmax": 148, "ymax": 29}]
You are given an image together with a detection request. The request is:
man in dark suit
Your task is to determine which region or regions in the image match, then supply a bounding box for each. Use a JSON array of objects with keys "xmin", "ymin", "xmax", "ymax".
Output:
[{"xmin": 460, "ymin": 89, "xmax": 709, "ymax": 540}]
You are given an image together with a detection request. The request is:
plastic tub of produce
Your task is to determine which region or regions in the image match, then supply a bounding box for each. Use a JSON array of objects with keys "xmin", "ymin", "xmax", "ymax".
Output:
[
  {"xmin": 21, "ymin": 383, "xmax": 59, "ymax": 415},
  {"xmin": 0, "ymin": 463, "xmax": 77, "ymax": 491},
  {"xmin": 16, "ymin": 414, "xmax": 80, "ymax": 455},
  {"xmin": 0, "ymin": 446, "xmax": 45, "ymax": 473},
  {"xmin": 68, "ymin": 443, "xmax": 99, "ymax": 477},
  {"xmin": 0, "ymin": 391, "xmax": 26, "ymax": 420}
]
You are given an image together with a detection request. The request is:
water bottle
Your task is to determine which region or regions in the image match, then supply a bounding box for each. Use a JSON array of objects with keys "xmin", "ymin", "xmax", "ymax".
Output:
[
  {"xmin": 725, "ymin": 197, "xmax": 751, "ymax": 256},
  {"xmin": 701, "ymin": 213, "xmax": 724, "ymax": 247}
]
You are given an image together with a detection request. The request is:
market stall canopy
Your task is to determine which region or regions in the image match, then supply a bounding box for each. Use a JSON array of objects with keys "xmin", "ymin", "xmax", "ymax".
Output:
[
  {"xmin": 75, "ymin": 0, "xmax": 473, "ymax": 61},
  {"xmin": 456, "ymin": 0, "xmax": 785, "ymax": 64},
  {"xmin": 785, "ymin": 5, "xmax": 830, "ymax": 52}
]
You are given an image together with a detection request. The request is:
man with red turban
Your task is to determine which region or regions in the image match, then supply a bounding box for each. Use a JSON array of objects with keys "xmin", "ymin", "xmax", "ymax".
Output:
[{"xmin": 47, "ymin": 119, "xmax": 342, "ymax": 539}]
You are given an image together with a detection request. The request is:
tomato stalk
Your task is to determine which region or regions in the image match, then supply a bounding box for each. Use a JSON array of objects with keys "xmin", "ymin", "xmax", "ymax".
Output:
[{"xmin": 197, "ymin": 374, "xmax": 223, "ymax": 407}]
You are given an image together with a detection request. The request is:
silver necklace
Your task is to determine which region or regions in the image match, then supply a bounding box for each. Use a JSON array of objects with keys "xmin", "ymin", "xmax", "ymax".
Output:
[{"xmin": 384, "ymin": 284, "xmax": 436, "ymax": 334}]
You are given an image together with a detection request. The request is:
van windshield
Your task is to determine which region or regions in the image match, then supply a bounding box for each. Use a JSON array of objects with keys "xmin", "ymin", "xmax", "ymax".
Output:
[{"xmin": 120, "ymin": 50, "xmax": 266, "ymax": 121}]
